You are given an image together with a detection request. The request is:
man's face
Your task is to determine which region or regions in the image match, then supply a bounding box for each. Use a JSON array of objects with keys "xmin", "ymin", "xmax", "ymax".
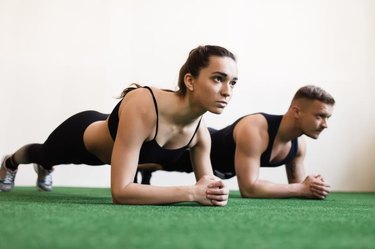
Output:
[{"xmin": 298, "ymin": 100, "xmax": 334, "ymax": 139}]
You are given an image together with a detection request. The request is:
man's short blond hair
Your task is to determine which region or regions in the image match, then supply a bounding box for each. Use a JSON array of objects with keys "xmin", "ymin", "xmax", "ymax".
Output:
[{"xmin": 292, "ymin": 85, "xmax": 335, "ymax": 105}]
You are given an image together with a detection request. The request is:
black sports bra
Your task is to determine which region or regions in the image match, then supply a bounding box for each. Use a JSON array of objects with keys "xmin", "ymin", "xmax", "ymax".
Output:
[{"xmin": 107, "ymin": 86, "xmax": 202, "ymax": 167}]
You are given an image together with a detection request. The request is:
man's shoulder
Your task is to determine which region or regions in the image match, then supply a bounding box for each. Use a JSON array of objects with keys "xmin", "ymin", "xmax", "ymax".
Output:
[
  {"xmin": 234, "ymin": 114, "xmax": 269, "ymax": 142},
  {"xmin": 238, "ymin": 113, "xmax": 269, "ymax": 130}
]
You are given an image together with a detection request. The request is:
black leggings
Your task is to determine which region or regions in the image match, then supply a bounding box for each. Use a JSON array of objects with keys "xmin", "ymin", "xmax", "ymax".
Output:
[{"xmin": 25, "ymin": 111, "xmax": 108, "ymax": 169}]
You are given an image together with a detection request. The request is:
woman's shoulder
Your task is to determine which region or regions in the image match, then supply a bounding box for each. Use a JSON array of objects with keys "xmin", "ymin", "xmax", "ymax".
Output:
[
  {"xmin": 121, "ymin": 86, "xmax": 159, "ymax": 102},
  {"xmin": 125, "ymin": 86, "xmax": 170, "ymax": 100},
  {"xmin": 120, "ymin": 85, "xmax": 178, "ymax": 118},
  {"xmin": 119, "ymin": 87, "xmax": 158, "ymax": 114}
]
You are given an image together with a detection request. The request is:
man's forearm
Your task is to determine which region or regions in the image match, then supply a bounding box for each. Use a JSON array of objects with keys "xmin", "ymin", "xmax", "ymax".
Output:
[{"xmin": 239, "ymin": 180, "xmax": 306, "ymax": 198}]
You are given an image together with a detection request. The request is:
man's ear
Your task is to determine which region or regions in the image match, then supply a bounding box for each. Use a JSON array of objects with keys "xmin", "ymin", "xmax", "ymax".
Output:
[
  {"xmin": 184, "ymin": 73, "xmax": 194, "ymax": 91},
  {"xmin": 291, "ymin": 105, "xmax": 301, "ymax": 118}
]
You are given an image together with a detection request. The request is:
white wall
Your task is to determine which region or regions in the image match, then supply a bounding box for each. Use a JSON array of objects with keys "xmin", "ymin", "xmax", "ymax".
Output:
[{"xmin": 1, "ymin": 0, "xmax": 374, "ymax": 191}]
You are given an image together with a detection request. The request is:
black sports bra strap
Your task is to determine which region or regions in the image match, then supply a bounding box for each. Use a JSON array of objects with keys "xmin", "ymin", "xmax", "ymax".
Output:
[
  {"xmin": 187, "ymin": 117, "xmax": 202, "ymax": 146},
  {"xmin": 143, "ymin": 86, "xmax": 159, "ymax": 140}
]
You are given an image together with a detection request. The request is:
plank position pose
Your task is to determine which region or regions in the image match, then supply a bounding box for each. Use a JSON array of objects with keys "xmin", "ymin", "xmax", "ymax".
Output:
[
  {"xmin": 1, "ymin": 45, "xmax": 238, "ymax": 206},
  {"xmin": 139, "ymin": 85, "xmax": 334, "ymax": 200}
]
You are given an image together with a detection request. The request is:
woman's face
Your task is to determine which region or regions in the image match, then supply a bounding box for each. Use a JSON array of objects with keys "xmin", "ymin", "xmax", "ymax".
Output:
[{"xmin": 188, "ymin": 56, "xmax": 238, "ymax": 114}]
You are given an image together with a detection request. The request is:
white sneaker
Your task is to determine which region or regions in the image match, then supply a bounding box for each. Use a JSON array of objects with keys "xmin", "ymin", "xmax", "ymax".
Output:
[
  {"xmin": 0, "ymin": 155, "xmax": 17, "ymax": 192},
  {"xmin": 34, "ymin": 164, "xmax": 53, "ymax": 191}
]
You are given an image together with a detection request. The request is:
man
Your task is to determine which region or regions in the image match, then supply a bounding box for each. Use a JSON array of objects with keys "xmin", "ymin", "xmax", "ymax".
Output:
[{"xmin": 139, "ymin": 85, "xmax": 334, "ymax": 199}]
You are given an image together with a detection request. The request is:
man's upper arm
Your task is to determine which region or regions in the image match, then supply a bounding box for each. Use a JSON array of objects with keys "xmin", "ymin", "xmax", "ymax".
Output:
[
  {"xmin": 285, "ymin": 137, "xmax": 306, "ymax": 183},
  {"xmin": 234, "ymin": 119, "xmax": 267, "ymax": 193}
]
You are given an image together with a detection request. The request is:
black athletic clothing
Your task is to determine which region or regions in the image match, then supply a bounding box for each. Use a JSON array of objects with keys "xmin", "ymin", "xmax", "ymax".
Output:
[
  {"xmin": 22, "ymin": 86, "xmax": 202, "ymax": 170},
  {"xmin": 107, "ymin": 86, "xmax": 157, "ymax": 141},
  {"xmin": 108, "ymin": 100, "xmax": 121, "ymax": 140},
  {"xmin": 259, "ymin": 114, "xmax": 298, "ymax": 166},
  {"xmin": 24, "ymin": 111, "xmax": 107, "ymax": 169},
  {"xmin": 107, "ymin": 86, "xmax": 202, "ymax": 167},
  {"xmin": 171, "ymin": 113, "xmax": 299, "ymax": 179}
]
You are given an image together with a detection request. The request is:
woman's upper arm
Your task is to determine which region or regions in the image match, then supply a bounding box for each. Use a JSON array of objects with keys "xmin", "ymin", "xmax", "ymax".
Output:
[
  {"xmin": 110, "ymin": 90, "xmax": 155, "ymax": 196},
  {"xmin": 189, "ymin": 121, "xmax": 213, "ymax": 180}
]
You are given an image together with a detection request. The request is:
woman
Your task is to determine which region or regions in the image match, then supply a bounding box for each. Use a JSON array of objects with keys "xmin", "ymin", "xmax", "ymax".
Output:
[{"xmin": 1, "ymin": 45, "xmax": 238, "ymax": 206}]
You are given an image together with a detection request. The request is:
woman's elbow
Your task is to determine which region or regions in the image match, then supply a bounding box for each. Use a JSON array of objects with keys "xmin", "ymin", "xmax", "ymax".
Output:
[
  {"xmin": 238, "ymin": 181, "xmax": 258, "ymax": 198},
  {"xmin": 111, "ymin": 187, "xmax": 130, "ymax": 204},
  {"xmin": 111, "ymin": 188, "xmax": 121, "ymax": 204},
  {"xmin": 239, "ymin": 188, "xmax": 255, "ymax": 198},
  {"xmin": 112, "ymin": 196, "xmax": 120, "ymax": 204}
]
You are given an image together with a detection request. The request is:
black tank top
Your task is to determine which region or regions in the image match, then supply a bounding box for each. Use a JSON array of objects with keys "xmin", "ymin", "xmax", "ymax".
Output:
[
  {"xmin": 170, "ymin": 113, "xmax": 298, "ymax": 179},
  {"xmin": 107, "ymin": 86, "xmax": 202, "ymax": 167},
  {"xmin": 210, "ymin": 113, "xmax": 298, "ymax": 178}
]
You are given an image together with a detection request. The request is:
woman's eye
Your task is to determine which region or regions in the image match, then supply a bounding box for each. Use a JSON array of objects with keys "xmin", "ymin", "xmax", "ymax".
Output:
[
  {"xmin": 230, "ymin": 81, "xmax": 237, "ymax": 87},
  {"xmin": 213, "ymin": 76, "xmax": 223, "ymax": 82}
]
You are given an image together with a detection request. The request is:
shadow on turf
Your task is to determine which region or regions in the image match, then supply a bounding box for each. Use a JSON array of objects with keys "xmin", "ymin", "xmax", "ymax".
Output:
[
  {"xmin": 1, "ymin": 193, "xmax": 211, "ymax": 207},
  {"xmin": 3, "ymin": 188, "xmax": 323, "ymax": 206},
  {"xmin": 1, "ymin": 191, "xmax": 233, "ymax": 207},
  {"xmin": 0, "ymin": 190, "xmax": 112, "ymax": 205},
  {"xmin": 0, "ymin": 188, "xmax": 210, "ymax": 207}
]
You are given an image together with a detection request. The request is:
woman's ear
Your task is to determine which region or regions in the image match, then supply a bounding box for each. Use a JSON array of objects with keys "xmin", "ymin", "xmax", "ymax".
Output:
[{"xmin": 184, "ymin": 73, "xmax": 194, "ymax": 91}]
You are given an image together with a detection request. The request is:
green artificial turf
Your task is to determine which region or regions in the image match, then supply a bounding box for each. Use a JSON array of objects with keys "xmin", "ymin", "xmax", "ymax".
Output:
[{"xmin": 0, "ymin": 187, "xmax": 374, "ymax": 249}]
